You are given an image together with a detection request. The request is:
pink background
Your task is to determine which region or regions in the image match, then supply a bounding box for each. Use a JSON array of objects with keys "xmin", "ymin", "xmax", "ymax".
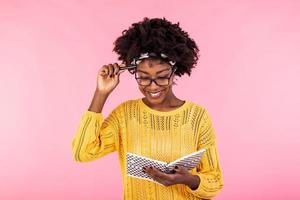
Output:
[{"xmin": 1, "ymin": 0, "xmax": 300, "ymax": 199}]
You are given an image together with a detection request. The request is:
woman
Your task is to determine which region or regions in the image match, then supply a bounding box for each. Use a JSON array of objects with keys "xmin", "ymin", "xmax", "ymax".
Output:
[{"xmin": 72, "ymin": 17, "xmax": 224, "ymax": 200}]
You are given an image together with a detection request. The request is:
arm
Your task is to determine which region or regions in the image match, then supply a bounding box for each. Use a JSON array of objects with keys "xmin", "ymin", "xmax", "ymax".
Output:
[
  {"xmin": 185, "ymin": 109, "xmax": 224, "ymax": 199},
  {"xmin": 71, "ymin": 90, "xmax": 121, "ymax": 162}
]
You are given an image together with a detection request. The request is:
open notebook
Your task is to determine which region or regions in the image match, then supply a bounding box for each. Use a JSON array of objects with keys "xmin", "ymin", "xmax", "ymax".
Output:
[{"xmin": 126, "ymin": 149, "xmax": 206, "ymax": 184}]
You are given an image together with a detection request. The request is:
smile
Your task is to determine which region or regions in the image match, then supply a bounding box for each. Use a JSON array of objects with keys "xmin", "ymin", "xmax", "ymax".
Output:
[{"xmin": 147, "ymin": 90, "xmax": 165, "ymax": 98}]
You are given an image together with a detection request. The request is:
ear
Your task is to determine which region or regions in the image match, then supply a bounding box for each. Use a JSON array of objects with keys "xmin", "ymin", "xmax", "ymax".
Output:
[{"xmin": 170, "ymin": 75, "xmax": 178, "ymax": 86}]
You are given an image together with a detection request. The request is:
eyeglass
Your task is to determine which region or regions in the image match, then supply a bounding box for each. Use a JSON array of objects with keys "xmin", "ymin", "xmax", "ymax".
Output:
[
  {"xmin": 134, "ymin": 67, "xmax": 177, "ymax": 86},
  {"xmin": 119, "ymin": 64, "xmax": 137, "ymax": 74}
]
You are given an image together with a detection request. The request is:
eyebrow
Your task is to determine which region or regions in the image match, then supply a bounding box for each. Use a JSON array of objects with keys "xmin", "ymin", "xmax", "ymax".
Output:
[{"xmin": 136, "ymin": 68, "xmax": 171, "ymax": 75}]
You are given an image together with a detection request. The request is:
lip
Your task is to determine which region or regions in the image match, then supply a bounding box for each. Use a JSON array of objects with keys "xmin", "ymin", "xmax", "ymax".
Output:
[
  {"xmin": 146, "ymin": 89, "xmax": 166, "ymax": 99},
  {"xmin": 146, "ymin": 89, "xmax": 165, "ymax": 93}
]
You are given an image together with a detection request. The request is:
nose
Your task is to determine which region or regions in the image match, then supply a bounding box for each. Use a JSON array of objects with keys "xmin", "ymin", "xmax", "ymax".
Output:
[{"xmin": 147, "ymin": 80, "xmax": 160, "ymax": 90}]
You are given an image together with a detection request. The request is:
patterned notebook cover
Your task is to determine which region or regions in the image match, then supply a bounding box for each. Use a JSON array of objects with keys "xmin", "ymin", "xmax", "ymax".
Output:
[{"xmin": 126, "ymin": 149, "xmax": 206, "ymax": 184}]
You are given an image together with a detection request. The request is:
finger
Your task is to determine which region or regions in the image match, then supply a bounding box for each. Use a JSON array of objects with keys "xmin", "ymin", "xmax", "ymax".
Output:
[
  {"xmin": 150, "ymin": 168, "xmax": 176, "ymax": 186},
  {"xmin": 146, "ymin": 168, "xmax": 165, "ymax": 183},
  {"xmin": 100, "ymin": 66, "xmax": 108, "ymax": 76},
  {"xmin": 178, "ymin": 165, "xmax": 188, "ymax": 172},
  {"xmin": 145, "ymin": 166, "xmax": 159, "ymax": 178},
  {"xmin": 112, "ymin": 63, "xmax": 119, "ymax": 75},
  {"xmin": 118, "ymin": 63, "xmax": 126, "ymax": 71},
  {"xmin": 118, "ymin": 69, "xmax": 126, "ymax": 75},
  {"xmin": 173, "ymin": 165, "xmax": 180, "ymax": 172},
  {"xmin": 174, "ymin": 165, "xmax": 188, "ymax": 174},
  {"xmin": 107, "ymin": 64, "xmax": 114, "ymax": 77},
  {"xmin": 117, "ymin": 63, "xmax": 127, "ymax": 75},
  {"xmin": 152, "ymin": 176, "xmax": 165, "ymax": 185},
  {"xmin": 150, "ymin": 167, "xmax": 172, "ymax": 181}
]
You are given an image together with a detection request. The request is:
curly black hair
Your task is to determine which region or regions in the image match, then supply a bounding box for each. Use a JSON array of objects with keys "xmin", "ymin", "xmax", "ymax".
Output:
[{"xmin": 113, "ymin": 17, "xmax": 199, "ymax": 77}]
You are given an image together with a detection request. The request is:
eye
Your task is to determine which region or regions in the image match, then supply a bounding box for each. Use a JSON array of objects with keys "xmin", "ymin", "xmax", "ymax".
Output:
[
  {"xmin": 158, "ymin": 75, "xmax": 168, "ymax": 78},
  {"xmin": 137, "ymin": 76, "xmax": 149, "ymax": 79},
  {"xmin": 157, "ymin": 74, "xmax": 170, "ymax": 79}
]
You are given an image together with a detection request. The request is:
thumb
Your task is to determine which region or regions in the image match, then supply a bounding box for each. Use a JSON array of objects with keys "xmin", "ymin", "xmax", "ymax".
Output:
[
  {"xmin": 120, "ymin": 63, "xmax": 126, "ymax": 67},
  {"xmin": 173, "ymin": 166, "xmax": 180, "ymax": 173},
  {"xmin": 117, "ymin": 69, "xmax": 126, "ymax": 75},
  {"xmin": 173, "ymin": 166, "xmax": 185, "ymax": 173},
  {"xmin": 117, "ymin": 63, "xmax": 126, "ymax": 75}
]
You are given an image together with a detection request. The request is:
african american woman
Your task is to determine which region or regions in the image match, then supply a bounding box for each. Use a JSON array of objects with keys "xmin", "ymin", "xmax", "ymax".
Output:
[{"xmin": 71, "ymin": 17, "xmax": 224, "ymax": 200}]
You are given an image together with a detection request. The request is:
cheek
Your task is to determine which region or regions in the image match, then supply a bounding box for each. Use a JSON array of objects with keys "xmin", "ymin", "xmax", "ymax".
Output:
[
  {"xmin": 138, "ymin": 86, "xmax": 145, "ymax": 93},
  {"xmin": 138, "ymin": 88, "xmax": 144, "ymax": 95}
]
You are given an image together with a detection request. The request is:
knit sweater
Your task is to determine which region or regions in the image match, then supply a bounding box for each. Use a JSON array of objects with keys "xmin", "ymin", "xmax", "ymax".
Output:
[{"xmin": 71, "ymin": 98, "xmax": 224, "ymax": 200}]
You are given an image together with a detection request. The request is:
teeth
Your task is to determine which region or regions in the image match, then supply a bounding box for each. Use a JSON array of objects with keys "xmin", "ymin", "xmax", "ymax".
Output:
[{"xmin": 149, "ymin": 91, "xmax": 162, "ymax": 97}]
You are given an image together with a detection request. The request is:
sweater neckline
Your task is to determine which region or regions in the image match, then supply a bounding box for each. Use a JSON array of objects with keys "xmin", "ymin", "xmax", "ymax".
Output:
[{"xmin": 138, "ymin": 98, "xmax": 189, "ymax": 115}]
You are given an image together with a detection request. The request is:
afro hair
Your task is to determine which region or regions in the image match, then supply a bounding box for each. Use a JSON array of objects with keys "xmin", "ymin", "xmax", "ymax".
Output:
[{"xmin": 113, "ymin": 17, "xmax": 199, "ymax": 77}]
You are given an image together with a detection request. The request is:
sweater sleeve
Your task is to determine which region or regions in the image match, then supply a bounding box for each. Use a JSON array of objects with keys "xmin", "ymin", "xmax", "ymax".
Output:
[
  {"xmin": 185, "ymin": 109, "xmax": 224, "ymax": 199},
  {"xmin": 71, "ymin": 105, "xmax": 121, "ymax": 162}
]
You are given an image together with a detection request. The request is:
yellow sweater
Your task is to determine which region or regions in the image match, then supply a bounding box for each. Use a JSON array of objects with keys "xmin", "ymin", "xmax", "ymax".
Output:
[{"xmin": 71, "ymin": 98, "xmax": 224, "ymax": 200}]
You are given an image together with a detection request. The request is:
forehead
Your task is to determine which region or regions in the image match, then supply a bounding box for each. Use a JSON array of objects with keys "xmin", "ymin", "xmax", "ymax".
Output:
[{"xmin": 136, "ymin": 58, "xmax": 171, "ymax": 73}]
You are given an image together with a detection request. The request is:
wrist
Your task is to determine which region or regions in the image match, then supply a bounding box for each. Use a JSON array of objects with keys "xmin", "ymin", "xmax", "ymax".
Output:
[
  {"xmin": 185, "ymin": 174, "xmax": 200, "ymax": 190},
  {"xmin": 95, "ymin": 89, "xmax": 111, "ymax": 97}
]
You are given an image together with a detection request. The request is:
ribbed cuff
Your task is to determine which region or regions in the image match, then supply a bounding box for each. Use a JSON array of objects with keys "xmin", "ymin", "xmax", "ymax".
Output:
[{"xmin": 84, "ymin": 110, "xmax": 103, "ymax": 121}]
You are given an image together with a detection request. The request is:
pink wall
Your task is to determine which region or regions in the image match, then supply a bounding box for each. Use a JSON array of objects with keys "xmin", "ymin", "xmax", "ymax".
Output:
[{"xmin": 1, "ymin": 0, "xmax": 300, "ymax": 199}]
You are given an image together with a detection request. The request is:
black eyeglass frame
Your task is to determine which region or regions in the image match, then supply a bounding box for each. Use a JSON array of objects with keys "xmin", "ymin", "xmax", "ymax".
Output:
[
  {"xmin": 119, "ymin": 64, "xmax": 137, "ymax": 74},
  {"xmin": 134, "ymin": 66, "xmax": 177, "ymax": 87}
]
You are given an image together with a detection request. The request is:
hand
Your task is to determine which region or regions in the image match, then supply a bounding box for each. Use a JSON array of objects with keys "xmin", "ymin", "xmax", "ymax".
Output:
[
  {"xmin": 96, "ymin": 63, "xmax": 126, "ymax": 94},
  {"xmin": 143, "ymin": 166, "xmax": 200, "ymax": 189}
]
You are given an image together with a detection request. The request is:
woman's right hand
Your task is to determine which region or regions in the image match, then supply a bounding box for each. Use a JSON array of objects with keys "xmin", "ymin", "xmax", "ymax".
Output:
[{"xmin": 96, "ymin": 63, "xmax": 126, "ymax": 94}]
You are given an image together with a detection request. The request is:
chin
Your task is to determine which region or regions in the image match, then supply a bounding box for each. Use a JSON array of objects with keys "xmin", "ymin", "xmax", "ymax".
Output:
[
  {"xmin": 145, "ymin": 97, "xmax": 164, "ymax": 105},
  {"xmin": 143, "ymin": 90, "xmax": 168, "ymax": 105}
]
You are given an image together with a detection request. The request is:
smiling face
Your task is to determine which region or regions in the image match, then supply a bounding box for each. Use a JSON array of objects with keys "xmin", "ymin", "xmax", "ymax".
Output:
[{"xmin": 135, "ymin": 58, "xmax": 176, "ymax": 105}]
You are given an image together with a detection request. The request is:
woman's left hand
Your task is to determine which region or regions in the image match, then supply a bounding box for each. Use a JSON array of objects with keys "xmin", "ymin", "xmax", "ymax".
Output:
[{"xmin": 143, "ymin": 166, "xmax": 200, "ymax": 189}]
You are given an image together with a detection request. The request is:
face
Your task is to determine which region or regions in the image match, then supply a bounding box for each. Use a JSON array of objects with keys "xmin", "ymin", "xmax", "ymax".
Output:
[{"xmin": 134, "ymin": 58, "xmax": 176, "ymax": 105}]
